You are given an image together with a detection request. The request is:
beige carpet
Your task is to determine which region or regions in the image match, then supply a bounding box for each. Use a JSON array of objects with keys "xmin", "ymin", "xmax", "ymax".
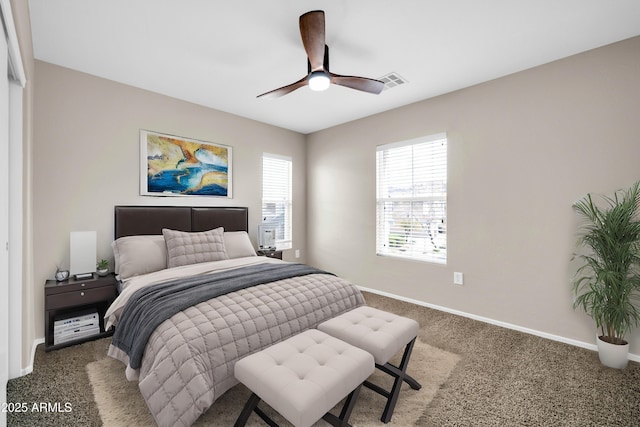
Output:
[
  {"xmin": 87, "ymin": 339, "xmax": 460, "ymax": 426},
  {"xmin": 9, "ymin": 292, "xmax": 640, "ymax": 426}
]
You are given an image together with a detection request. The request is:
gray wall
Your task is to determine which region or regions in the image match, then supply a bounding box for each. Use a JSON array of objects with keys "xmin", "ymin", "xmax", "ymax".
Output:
[
  {"xmin": 32, "ymin": 61, "xmax": 307, "ymax": 340},
  {"xmin": 306, "ymin": 36, "xmax": 640, "ymax": 356}
]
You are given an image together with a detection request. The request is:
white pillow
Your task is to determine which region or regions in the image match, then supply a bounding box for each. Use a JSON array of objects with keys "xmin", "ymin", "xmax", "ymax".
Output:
[
  {"xmin": 163, "ymin": 227, "xmax": 229, "ymax": 268},
  {"xmin": 112, "ymin": 235, "xmax": 167, "ymax": 280},
  {"xmin": 224, "ymin": 231, "xmax": 257, "ymax": 259}
]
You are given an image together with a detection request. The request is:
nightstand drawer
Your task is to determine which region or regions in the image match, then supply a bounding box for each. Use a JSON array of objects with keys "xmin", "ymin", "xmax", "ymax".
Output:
[
  {"xmin": 46, "ymin": 277, "xmax": 113, "ymax": 295},
  {"xmin": 46, "ymin": 286, "xmax": 116, "ymax": 310}
]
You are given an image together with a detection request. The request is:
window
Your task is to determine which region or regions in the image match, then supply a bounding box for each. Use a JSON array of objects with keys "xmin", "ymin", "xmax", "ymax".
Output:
[
  {"xmin": 262, "ymin": 153, "xmax": 292, "ymax": 249},
  {"xmin": 376, "ymin": 133, "xmax": 447, "ymax": 263}
]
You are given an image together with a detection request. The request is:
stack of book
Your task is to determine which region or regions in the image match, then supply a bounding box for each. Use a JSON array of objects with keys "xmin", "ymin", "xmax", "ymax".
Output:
[{"xmin": 53, "ymin": 310, "xmax": 100, "ymax": 345}]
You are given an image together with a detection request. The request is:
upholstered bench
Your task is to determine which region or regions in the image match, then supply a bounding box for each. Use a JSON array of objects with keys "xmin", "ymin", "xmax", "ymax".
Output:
[
  {"xmin": 318, "ymin": 306, "xmax": 422, "ymax": 423},
  {"xmin": 234, "ymin": 329, "xmax": 374, "ymax": 427}
]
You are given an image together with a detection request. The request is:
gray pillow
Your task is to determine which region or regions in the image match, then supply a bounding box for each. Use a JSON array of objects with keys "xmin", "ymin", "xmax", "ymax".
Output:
[
  {"xmin": 111, "ymin": 235, "xmax": 167, "ymax": 280},
  {"xmin": 224, "ymin": 231, "xmax": 257, "ymax": 259},
  {"xmin": 163, "ymin": 227, "xmax": 229, "ymax": 268}
]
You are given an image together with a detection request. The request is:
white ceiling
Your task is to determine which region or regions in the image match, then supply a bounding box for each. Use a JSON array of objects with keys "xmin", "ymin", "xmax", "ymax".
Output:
[{"xmin": 28, "ymin": 0, "xmax": 640, "ymax": 134}]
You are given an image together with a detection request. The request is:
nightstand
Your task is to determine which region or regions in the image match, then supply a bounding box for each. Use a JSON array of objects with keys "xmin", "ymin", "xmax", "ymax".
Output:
[
  {"xmin": 257, "ymin": 249, "xmax": 283, "ymax": 260},
  {"xmin": 44, "ymin": 273, "xmax": 118, "ymax": 351}
]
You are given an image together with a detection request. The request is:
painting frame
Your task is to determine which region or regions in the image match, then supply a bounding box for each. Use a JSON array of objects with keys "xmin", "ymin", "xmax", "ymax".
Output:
[{"xmin": 140, "ymin": 130, "xmax": 233, "ymax": 198}]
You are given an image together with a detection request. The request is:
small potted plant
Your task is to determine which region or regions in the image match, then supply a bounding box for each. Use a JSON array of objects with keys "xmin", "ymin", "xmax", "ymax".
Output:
[
  {"xmin": 572, "ymin": 181, "xmax": 640, "ymax": 368},
  {"xmin": 96, "ymin": 259, "xmax": 110, "ymax": 277}
]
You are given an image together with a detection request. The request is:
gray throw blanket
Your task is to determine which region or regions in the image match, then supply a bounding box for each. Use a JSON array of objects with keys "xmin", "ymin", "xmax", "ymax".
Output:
[{"xmin": 112, "ymin": 263, "xmax": 331, "ymax": 369}]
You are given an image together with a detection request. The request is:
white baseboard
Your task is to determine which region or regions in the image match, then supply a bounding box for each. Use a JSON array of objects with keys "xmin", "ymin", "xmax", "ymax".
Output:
[
  {"xmin": 19, "ymin": 337, "xmax": 44, "ymax": 377},
  {"xmin": 358, "ymin": 286, "xmax": 640, "ymax": 363}
]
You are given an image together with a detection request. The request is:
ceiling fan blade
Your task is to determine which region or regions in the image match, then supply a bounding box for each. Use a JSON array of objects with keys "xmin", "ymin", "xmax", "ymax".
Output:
[
  {"xmin": 256, "ymin": 75, "xmax": 308, "ymax": 99},
  {"xmin": 330, "ymin": 73, "xmax": 385, "ymax": 95},
  {"xmin": 299, "ymin": 10, "xmax": 325, "ymax": 71}
]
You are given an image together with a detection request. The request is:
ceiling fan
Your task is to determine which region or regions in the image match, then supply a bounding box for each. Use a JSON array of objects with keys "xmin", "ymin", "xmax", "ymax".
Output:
[{"xmin": 257, "ymin": 10, "xmax": 385, "ymax": 99}]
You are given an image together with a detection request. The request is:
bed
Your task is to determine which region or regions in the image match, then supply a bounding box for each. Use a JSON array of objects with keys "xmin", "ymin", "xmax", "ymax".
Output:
[{"xmin": 104, "ymin": 206, "xmax": 365, "ymax": 427}]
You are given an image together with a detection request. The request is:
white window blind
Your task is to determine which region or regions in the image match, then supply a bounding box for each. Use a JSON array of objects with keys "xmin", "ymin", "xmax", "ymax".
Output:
[
  {"xmin": 262, "ymin": 153, "xmax": 292, "ymax": 249},
  {"xmin": 376, "ymin": 133, "xmax": 447, "ymax": 263}
]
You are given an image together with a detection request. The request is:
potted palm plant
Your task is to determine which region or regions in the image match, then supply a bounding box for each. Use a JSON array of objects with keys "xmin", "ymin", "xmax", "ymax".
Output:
[{"xmin": 572, "ymin": 181, "xmax": 640, "ymax": 368}]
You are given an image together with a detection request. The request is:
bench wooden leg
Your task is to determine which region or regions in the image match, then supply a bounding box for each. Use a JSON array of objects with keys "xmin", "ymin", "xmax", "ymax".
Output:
[
  {"xmin": 234, "ymin": 392, "xmax": 261, "ymax": 427},
  {"xmin": 237, "ymin": 386, "xmax": 365, "ymax": 427},
  {"xmin": 322, "ymin": 384, "xmax": 363, "ymax": 427},
  {"xmin": 363, "ymin": 337, "xmax": 422, "ymax": 423},
  {"xmin": 234, "ymin": 393, "xmax": 280, "ymax": 427}
]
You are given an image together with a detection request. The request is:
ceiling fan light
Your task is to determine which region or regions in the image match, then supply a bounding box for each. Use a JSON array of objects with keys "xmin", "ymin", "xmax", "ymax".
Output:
[{"xmin": 308, "ymin": 71, "xmax": 330, "ymax": 91}]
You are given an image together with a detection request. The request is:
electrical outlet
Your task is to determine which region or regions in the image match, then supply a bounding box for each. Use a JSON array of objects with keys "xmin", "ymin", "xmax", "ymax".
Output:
[
  {"xmin": 453, "ymin": 272, "xmax": 464, "ymax": 285},
  {"xmin": 295, "ymin": 249, "xmax": 300, "ymax": 258}
]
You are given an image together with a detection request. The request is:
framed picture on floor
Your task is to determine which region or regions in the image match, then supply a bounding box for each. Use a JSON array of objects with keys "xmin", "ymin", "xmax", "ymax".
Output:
[{"xmin": 140, "ymin": 130, "xmax": 232, "ymax": 198}]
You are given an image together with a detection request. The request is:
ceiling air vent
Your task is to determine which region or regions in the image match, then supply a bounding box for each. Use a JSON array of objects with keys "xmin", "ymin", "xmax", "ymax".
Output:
[{"xmin": 379, "ymin": 72, "xmax": 408, "ymax": 90}]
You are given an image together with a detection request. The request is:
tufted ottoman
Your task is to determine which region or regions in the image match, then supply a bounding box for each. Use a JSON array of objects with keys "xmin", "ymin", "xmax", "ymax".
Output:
[
  {"xmin": 318, "ymin": 306, "xmax": 422, "ymax": 423},
  {"xmin": 234, "ymin": 329, "xmax": 374, "ymax": 427}
]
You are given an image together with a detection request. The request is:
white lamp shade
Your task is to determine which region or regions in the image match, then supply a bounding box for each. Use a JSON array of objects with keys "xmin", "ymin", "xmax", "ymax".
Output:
[{"xmin": 70, "ymin": 231, "xmax": 97, "ymax": 276}]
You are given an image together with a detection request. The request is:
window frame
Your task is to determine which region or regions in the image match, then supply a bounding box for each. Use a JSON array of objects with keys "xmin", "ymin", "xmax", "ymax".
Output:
[
  {"xmin": 261, "ymin": 153, "xmax": 293, "ymax": 250},
  {"xmin": 376, "ymin": 133, "xmax": 448, "ymax": 264}
]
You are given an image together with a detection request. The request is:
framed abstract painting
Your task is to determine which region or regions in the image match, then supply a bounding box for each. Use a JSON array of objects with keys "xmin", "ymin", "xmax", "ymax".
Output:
[{"xmin": 140, "ymin": 130, "xmax": 232, "ymax": 198}]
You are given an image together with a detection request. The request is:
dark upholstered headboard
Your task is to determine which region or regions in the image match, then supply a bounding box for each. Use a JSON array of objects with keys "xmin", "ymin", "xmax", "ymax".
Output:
[{"xmin": 114, "ymin": 206, "xmax": 248, "ymax": 239}]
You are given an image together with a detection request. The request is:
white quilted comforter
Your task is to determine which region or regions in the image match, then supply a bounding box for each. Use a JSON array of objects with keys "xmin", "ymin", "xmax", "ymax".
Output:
[{"xmin": 104, "ymin": 257, "xmax": 365, "ymax": 427}]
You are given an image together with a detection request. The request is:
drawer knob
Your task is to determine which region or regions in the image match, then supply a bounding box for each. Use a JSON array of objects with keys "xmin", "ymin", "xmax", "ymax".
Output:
[
  {"xmin": 81, "ymin": 283, "xmax": 85, "ymax": 287},
  {"xmin": 80, "ymin": 292, "xmax": 85, "ymax": 296}
]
